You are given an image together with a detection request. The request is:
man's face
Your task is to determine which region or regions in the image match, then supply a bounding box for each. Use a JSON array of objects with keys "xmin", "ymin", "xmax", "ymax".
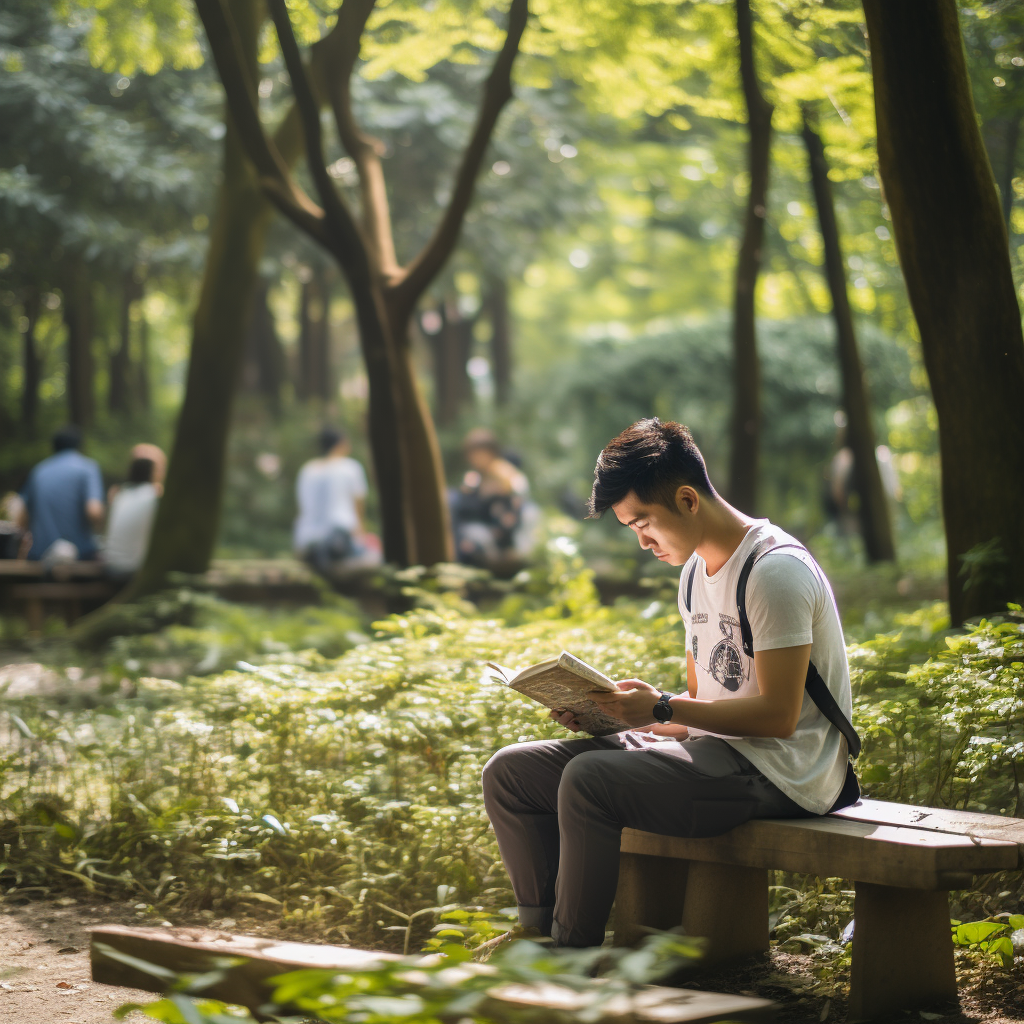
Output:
[{"xmin": 612, "ymin": 490, "xmax": 699, "ymax": 567}]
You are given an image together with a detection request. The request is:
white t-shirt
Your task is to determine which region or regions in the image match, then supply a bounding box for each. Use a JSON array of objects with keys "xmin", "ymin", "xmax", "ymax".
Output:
[
  {"xmin": 293, "ymin": 456, "xmax": 368, "ymax": 550},
  {"xmin": 677, "ymin": 519, "xmax": 851, "ymax": 814},
  {"xmin": 105, "ymin": 483, "xmax": 159, "ymax": 573}
]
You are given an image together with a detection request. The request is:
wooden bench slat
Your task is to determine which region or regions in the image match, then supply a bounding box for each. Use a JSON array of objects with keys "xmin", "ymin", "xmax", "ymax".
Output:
[
  {"xmin": 833, "ymin": 798, "xmax": 1024, "ymax": 857},
  {"xmin": 7, "ymin": 582, "xmax": 116, "ymax": 599},
  {"xmin": 621, "ymin": 816, "xmax": 1018, "ymax": 889},
  {"xmin": 90, "ymin": 925, "xmax": 774, "ymax": 1023},
  {"xmin": 0, "ymin": 560, "xmax": 42, "ymax": 577}
]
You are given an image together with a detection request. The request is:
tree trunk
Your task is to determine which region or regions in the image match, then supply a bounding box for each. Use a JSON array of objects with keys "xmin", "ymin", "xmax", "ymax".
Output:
[
  {"xmin": 133, "ymin": 0, "xmax": 271, "ymax": 591},
  {"xmin": 244, "ymin": 276, "xmax": 284, "ymax": 409},
  {"xmin": 1000, "ymin": 114, "xmax": 1020, "ymax": 236},
  {"xmin": 801, "ymin": 111, "xmax": 896, "ymax": 563},
  {"xmin": 21, "ymin": 289, "xmax": 41, "ymax": 433},
  {"xmin": 109, "ymin": 268, "xmax": 138, "ymax": 415},
  {"xmin": 726, "ymin": 0, "xmax": 773, "ymax": 515},
  {"xmin": 298, "ymin": 267, "xmax": 331, "ymax": 400},
  {"xmin": 429, "ymin": 298, "xmax": 473, "ymax": 427},
  {"xmin": 137, "ymin": 293, "xmax": 151, "ymax": 412},
  {"xmin": 388, "ymin": 304, "xmax": 454, "ymax": 564},
  {"xmin": 351, "ymin": 287, "xmax": 412, "ymax": 565},
  {"xmin": 63, "ymin": 261, "xmax": 94, "ymax": 428},
  {"xmin": 863, "ymin": 0, "xmax": 1024, "ymax": 622},
  {"xmin": 487, "ymin": 277, "xmax": 512, "ymax": 406}
]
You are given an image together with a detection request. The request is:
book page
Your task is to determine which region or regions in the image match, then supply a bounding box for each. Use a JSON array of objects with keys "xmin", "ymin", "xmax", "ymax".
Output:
[{"xmin": 506, "ymin": 662, "xmax": 628, "ymax": 737}]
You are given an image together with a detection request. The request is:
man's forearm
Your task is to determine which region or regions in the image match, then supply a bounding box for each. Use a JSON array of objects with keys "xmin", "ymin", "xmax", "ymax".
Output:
[{"xmin": 668, "ymin": 693, "xmax": 797, "ymax": 739}]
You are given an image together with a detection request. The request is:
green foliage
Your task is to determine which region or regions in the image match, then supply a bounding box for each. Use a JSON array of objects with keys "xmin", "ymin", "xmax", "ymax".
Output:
[
  {"xmin": 850, "ymin": 605, "xmax": 1024, "ymax": 815},
  {"xmin": 0, "ymin": 556, "xmax": 687, "ymax": 946},
  {"xmin": 59, "ymin": 0, "xmax": 203, "ymax": 75},
  {"xmin": 951, "ymin": 914, "xmax": 1024, "ymax": 967}
]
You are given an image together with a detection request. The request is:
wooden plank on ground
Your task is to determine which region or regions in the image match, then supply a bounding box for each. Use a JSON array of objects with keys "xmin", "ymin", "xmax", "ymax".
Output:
[
  {"xmin": 831, "ymin": 799, "xmax": 1024, "ymax": 863},
  {"xmin": 90, "ymin": 925, "xmax": 774, "ymax": 1023},
  {"xmin": 621, "ymin": 816, "xmax": 1018, "ymax": 889}
]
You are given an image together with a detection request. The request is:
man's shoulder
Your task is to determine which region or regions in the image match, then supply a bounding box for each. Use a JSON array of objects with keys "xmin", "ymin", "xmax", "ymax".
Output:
[{"xmin": 748, "ymin": 532, "xmax": 826, "ymax": 601}]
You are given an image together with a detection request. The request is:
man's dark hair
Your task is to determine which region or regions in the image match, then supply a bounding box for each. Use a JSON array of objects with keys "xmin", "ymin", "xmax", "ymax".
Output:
[
  {"xmin": 127, "ymin": 457, "xmax": 155, "ymax": 485},
  {"xmin": 588, "ymin": 418, "xmax": 714, "ymax": 517},
  {"xmin": 318, "ymin": 426, "xmax": 347, "ymax": 455},
  {"xmin": 52, "ymin": 425, "xmax": 82, "ymax": 452}
]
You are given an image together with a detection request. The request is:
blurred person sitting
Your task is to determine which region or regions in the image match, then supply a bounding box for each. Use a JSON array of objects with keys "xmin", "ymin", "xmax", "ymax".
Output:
[
  {"xmin": 104, "ymin": 445, "xmax": 166, "ymax": 581},
  {"xmin": 17, "ymin": 425, "xmax": 104, "ymax": 563},
  {"xmin": 294, "ymin": 426, "xmax": 380, "ymax": 576},
  {"xmin": 450, "ymin": 428, "xmax": 533, "ymax": 570},
  {"xmin": 0, "ymin": 493, "xmax": 29, "ymax": 559}
]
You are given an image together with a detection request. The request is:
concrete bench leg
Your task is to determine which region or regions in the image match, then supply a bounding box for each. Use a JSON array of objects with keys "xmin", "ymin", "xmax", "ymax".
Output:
[
  {"xmin": 848, "ymin": 883, "xmax": 957, "ymax": 1021},
  {"xmin": 680, "ymin": 861, "xmax": 768, "ymax": 966},
  {"xmin": 614, "ymin": 855, "xmax": 768, "ymax": 966},
  {"xmin": 613, "ymin": 852, "xmax": 688, "ymax": 947}
]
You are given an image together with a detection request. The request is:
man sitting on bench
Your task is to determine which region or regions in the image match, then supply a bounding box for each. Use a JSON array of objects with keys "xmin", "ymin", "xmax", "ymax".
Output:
[{"xmin": 482, "ymin": 417, "xmax": 857, "ymax": 948}]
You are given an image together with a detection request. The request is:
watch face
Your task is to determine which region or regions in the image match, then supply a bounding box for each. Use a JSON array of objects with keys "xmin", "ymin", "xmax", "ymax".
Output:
[{"xmin": 653, "ymin": 697, "xmax": 672, "ymax": 723}]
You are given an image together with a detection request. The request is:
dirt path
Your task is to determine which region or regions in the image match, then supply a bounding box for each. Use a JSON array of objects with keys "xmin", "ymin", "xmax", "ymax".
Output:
[{"xmin": 0, "ymin": 897, "xmax": 155, "ymax": 1024}]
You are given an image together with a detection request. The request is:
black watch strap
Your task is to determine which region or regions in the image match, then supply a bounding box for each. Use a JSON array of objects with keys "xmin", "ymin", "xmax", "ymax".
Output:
[{"xmin": 652, "ymin": 691, "xmax": 675, "ymax": 723}]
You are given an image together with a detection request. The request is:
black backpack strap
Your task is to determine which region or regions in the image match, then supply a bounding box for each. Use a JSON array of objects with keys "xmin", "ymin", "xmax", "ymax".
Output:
[
  {"xmin": 805, "ymin": 661, "xmax": 861, "ymax": 758},
  {"xmin": 683, "ymin": 558, "xmax": 697, "ymax": 613},
  {"xmin": 736, "ymin": 540, "xmax": 862, "ymax": 762}
]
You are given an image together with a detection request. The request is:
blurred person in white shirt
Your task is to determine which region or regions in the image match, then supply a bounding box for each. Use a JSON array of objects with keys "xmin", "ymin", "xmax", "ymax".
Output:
[
  {"xmin": 104, "ymin": 444, "xmax": 166, "ymax": 581},
  {"xmin": 294, "ymin": 427, "xmax": 380, "ymax": 575}
]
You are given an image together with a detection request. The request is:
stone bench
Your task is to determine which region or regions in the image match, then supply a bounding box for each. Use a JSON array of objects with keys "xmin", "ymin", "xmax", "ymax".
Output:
[
  {"xmin": 614, "ymin": 797, "xmax": 1024, "ymax": 1020},
  {"xmin": 90, "ymin": 924, "xmax": 774, "ymax": 1023}
]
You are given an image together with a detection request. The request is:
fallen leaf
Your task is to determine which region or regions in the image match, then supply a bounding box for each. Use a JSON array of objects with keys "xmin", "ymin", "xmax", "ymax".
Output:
[
  {"xmin": 57, "ymin": 946, "xmax": 80, "ymax": 954},
  {"xmin": 56, "ymin": 981, "xmax": 73, "ymax": 989}
]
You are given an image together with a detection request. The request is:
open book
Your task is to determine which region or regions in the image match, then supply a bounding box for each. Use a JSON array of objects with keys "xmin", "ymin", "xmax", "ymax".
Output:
[{"xmin": 485, "ymin": 651, "xmax": 629, "ymax": 737}]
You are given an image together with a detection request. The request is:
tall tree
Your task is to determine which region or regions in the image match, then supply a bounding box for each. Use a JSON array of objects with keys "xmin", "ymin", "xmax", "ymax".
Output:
[
  {"xmin": 297, "ymin": 265, "xmax": 332, "ymax": 401},
  {"xmin": 195, "ymin": 0, "xmax": 528, "ymax": 565},
  {"xmin": 244, "ymin": 276, "xmax": 286, "ymax": 408},
  {"xmin": 726, "ymin": 0, "xmax": 773, "ymax": 515},
  {"xmin": 487, "ymin": 276, "xmax": 512, "ymax": 407},
  {"xmin": 131, "ymin": 5, "xmax": 352, "ymax": 596},
  {"xmin": 63, "ymin": 261, "xmax": 94, "ymax": 427},
  {"xmin": 20, "ymin": 288, "xmax": 41, "ymax": 432},
  {"xmin": 109, "ymin": 266, "xmax": 141, "ymax": 415},
  {"xmin": 863, "ymin": 0, "xmax": 1024, "ymax": 621},
  {"xmin": 801, "ymin": 108, "xmax": 895, "ymax": 563},
  {"xmin": 428, "ymin": 296, "xmax": 476, "ymax": 427}
]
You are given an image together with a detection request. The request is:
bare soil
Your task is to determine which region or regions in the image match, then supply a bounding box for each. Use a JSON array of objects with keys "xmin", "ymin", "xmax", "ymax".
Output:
[{"xmin": 0, "ymin": 897, "xmax": 155, "ymax": 1024}]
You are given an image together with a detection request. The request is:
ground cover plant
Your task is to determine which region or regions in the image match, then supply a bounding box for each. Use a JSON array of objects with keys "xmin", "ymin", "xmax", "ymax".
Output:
[{"xmin": 1, "ymin": 548, "xmax": 1024, "ymax": 1016}]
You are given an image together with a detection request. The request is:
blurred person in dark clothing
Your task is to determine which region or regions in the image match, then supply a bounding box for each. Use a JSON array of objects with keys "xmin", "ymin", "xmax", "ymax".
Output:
[
  {"xmin": 17, "ymin": 425, "xmax": 104, "ymax": 562},
  {"xmin": 450, "ymin": 428, "xmax": 532, "ymax": 568}
]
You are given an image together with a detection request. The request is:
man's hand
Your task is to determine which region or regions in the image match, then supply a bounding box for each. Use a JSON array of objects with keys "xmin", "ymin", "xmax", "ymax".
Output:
[
  {"xmin": 590, "ymin": 679, "xmax": 662, "ymax": 728},
  {"xmin": 549, "ymin": 708, "xmax": 582, "ymax": 733}
]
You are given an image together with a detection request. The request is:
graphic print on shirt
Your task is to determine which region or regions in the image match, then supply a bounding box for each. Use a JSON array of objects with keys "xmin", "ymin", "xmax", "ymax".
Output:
[{"xmin": 708, "ymin": 614, "xmax": 745, "ymax": 692}]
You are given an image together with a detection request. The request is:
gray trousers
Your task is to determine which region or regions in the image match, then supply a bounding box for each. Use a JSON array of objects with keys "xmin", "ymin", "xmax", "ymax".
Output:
[{"xmin": 481, "ymin": 733, "xmax": 807, "ymax": 947}]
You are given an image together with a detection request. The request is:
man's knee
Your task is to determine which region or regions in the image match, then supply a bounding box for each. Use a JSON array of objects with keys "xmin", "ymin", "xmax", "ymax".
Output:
[
  {"xmin": 481, "ymin": 742, "xmax": 542, "ymax": 798},
  {"xmin": 558, "ymin": 750, "xmax": 616, "ymax": 809}
]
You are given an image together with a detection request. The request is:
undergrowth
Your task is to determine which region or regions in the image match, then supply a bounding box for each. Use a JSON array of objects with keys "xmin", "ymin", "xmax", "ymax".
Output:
[{"xmin": 1, "ymin": 548, "xmax": 1023, "ymax": 971}]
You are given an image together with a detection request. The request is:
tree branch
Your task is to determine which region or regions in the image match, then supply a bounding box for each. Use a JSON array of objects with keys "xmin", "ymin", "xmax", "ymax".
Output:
[
  {"xmin": 267, "ymin": 0, "xmax": 370, "ymax": 278},
  {"xmin": 390, "ymin": 0, "xmax": 529, "ymax": 314},
  {"xmin": 320, "ymin": 0, "xmax": 401, "ymax": 278},
  {"xmin": 194, "ymin": 0, "xmax": 328, "ymax": 244}
]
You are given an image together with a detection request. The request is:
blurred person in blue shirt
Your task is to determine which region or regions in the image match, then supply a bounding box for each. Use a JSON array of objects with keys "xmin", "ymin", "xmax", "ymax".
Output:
[{"xmin": 17, "ymin": 425, "xmax": 105, "ymax": 561}]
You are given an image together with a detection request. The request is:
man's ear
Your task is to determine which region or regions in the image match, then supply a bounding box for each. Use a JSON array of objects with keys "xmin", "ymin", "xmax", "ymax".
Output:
[{"xmin": 674, "ymin": 485, "xmax": 699, "ymax": 515}]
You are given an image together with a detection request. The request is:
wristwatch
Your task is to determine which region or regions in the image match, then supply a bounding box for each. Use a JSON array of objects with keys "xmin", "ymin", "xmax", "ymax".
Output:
[{"xmin": 652, "ymin": 691, "xmax": 675, "ymax": 724}]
